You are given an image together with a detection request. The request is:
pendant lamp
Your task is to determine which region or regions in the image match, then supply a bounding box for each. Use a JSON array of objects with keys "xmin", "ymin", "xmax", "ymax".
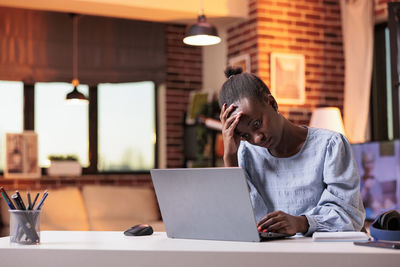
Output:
[
  {"xmin": 183, "ymin": 1, "xmax": 221, "ymax": 46},
  {"xmin": 66, "ymin": 14, "xmax": 88, "ymax": 103}
]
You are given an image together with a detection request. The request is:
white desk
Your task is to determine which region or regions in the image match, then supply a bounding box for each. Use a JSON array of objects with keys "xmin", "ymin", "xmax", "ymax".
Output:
[{"xmin": 0, "ymin": 231, "xmax": 399, "ymax": 267}]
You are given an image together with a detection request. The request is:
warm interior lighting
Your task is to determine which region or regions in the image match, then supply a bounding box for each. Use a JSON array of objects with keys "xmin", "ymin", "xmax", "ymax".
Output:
[
  {"xmin": 309, "ymin": 107, "xmax": 346, "ymax": 136},
  {"xmin": 183, "ymin": 1, "xmax": 221, "ymax": 46},
  {"xmin": 183, "ymin": 33, "xmax": 221, "ymax": 46},
  {"xmin": 66, "ymin": 14, "xmax": 88, "ymax": 103}
]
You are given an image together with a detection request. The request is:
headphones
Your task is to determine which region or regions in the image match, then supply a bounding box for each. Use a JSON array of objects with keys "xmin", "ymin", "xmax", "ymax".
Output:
[{"xmin": 370, "ymin": 210, "xmax": 400, "ymax": 241}]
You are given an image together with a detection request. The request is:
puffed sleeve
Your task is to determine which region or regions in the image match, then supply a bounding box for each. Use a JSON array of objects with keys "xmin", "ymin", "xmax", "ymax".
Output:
[
  {"xmin": 238, "ymin": 142, "xmax": 269, "ymax": 222},
  {"xmin": 303, "ymin": 133, "xmax": 365, "ymax": 236}
]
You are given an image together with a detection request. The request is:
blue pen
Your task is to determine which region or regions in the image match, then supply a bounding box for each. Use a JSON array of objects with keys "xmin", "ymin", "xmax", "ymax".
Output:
[{"xmin": 35, "ymin": 191, "xmax": 49, "ymax": 210}]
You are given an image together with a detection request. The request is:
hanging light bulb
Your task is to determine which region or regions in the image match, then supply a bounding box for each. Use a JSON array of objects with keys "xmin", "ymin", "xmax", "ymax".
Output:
[
  {"xmin": 183, "ymin": 1, "xmax": 221, "ymax": 46},
  {"xmin": 66, "ymin": 14, "xmax": 88, "ymax": 103}
]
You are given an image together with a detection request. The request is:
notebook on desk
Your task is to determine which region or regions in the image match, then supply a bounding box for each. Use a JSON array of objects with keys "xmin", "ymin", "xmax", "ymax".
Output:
[{"xmin": 150, "ymin": 167, "xmax": 291, "ymax": 242}]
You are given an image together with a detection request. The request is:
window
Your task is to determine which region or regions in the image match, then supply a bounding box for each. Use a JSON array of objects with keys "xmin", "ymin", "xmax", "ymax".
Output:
[
  {"xmin": 0, "ymin": 80, "xmax": 157, "ymax": 174},
  {"xmin": 98, "ymin": 82, "xmax": 156, "ymax": 171},
  {"xmin": 0, "ymin": 81, "xmax": 24, "ymax": 171},
  {"xmin": 34, "ymin": 82, "xmax": 89, "ymax": 167},
  {"xmin": 371, "ymin": 3, "xmax": 400, "ymax": 141}
]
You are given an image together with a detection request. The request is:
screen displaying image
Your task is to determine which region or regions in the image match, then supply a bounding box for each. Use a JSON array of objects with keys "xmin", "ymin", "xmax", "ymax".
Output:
[{"xmin": 351, "ymin": 141, "xmax": 399, "ymax": 220}]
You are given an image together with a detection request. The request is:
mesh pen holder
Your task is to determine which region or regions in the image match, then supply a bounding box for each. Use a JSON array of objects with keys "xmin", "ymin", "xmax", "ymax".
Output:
[{"xmin": 9, "ymin": 209, "xmax": 41, "ymax": 245}]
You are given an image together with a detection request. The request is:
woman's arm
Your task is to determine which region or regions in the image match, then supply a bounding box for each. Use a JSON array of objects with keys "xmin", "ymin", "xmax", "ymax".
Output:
[
  {"xmin": 219, "ymin": 103, "xmax": 242, "ymax": 167},
  {"xmin": 302, "ymin": 133, "xmax": 365, "ymax": 236}
]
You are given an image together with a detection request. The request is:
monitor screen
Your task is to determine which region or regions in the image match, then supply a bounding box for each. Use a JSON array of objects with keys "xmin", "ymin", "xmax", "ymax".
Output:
[{"xmin": 351, "ymin": 140, "xmax": 399, "ymax": 220}]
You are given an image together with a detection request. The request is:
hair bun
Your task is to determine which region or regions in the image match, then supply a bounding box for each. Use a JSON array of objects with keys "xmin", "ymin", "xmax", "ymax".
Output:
[{"xmin": 224, "ymin": 66, "xmax": 243, "ymax": 78}]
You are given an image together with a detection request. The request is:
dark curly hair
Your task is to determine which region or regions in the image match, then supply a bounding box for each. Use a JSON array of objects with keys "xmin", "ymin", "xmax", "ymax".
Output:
[{"xmin": 218, "ymin": 66, "xmax": 272, "ymax": 108}]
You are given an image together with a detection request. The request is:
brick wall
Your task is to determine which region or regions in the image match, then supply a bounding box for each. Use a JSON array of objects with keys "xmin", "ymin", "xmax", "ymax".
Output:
[
  {"xmin": 165, "ymin": 24, "xmax": 203, "ymax": 168},
  {"xmin": 227, "ymin": 0, "xmax": 258, "ymax": 73},
  {"xmin": 227, "ymin": 0, "xmax": 398, "ymax": 126},
  {"xmin": 228, "ymin": 0, "xmax": 344, "ymax": 126}
]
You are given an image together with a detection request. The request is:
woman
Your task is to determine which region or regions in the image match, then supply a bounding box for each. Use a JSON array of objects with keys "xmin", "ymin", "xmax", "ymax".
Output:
[{"xmin": 219, "ymin": 66, "xmax": 365, "ymax": 236}]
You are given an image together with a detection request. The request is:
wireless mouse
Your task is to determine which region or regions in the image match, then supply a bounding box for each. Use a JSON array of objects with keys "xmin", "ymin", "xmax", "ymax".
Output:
[{"xmin": 124, "ymin": 224, "xmax": 154, "ymax": 236}]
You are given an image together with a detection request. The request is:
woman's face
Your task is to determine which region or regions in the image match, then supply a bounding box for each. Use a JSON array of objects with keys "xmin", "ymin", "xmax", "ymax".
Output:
[{"xmin": 233, "ymin": 96, "xmax": 282, "ymax": 149}]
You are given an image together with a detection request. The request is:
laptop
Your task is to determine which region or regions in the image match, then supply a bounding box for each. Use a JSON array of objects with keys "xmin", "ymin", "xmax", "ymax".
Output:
[{"xmin": 150, "ymin": 167, "xmax": 291, "ymax": 242}]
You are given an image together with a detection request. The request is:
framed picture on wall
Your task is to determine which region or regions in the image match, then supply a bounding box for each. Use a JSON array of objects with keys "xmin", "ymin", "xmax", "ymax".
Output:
[
  {"xmin": 229, "ymin": 54, "xmax": 251, "ymax": 73},
  {"xmin": 270, "ymin": 53, "xmax": 305, "ymax": 105},
  {"xmin": 4, "ymin": 131, "xmax": 40, "ymax": 179}
]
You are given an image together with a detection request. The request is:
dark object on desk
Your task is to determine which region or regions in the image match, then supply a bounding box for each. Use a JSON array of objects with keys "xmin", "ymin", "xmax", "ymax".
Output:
[
  {"xmin": 124, "ymin": 224, "xmax": 153, "ymax": 236},
  {"xmin": 370, "ymin": 210, "xmax": 400, "ymax": 241},
  {"xmin": 354, "ymin": 241, "xmax": 400, "ymax": 250},
  {"xmin": 259, "ymin": 231, "xmax": 292, "ymax": 241}
]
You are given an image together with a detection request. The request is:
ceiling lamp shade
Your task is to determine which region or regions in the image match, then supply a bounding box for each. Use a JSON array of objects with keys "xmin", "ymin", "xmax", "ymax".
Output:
[
  {"xmin": 66, "ymin": 14, "xmax": 88, "ymax": 103},
  {"xmin": 183, "ymin": 13, "xmax": 221, "ymax": 46},
  {"xmin": 309, "ymin": 107, "xmax": 346, "ymax": 136},
  {"xmin": 66, "ymin": 79, "xmax": 88, "ymax": 103},
  {"xmin": 66, "ymin": 87, "xmax": 86, "ymax": 101}
]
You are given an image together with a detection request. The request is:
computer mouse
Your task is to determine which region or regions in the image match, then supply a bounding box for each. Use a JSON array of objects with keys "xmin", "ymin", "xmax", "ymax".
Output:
[{"xmin": 124, "ymin": 224, "xmax": 154, "ymax": 236}]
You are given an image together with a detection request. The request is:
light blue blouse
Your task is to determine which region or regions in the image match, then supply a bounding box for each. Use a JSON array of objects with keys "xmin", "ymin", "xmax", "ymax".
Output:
[{"xmin": 238, "ymin": 127, "xmax": 365, "ymax": 236}]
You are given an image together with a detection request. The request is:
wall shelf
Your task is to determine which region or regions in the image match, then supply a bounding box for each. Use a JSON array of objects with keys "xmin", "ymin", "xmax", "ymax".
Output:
[{"xmin": 0, "ymin": 174, "xmax": 153, "ymax": 190}]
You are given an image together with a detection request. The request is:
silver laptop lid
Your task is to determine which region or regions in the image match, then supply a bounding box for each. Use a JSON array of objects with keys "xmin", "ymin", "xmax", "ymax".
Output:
[{"xmin": 151, "ymin": 167, "xmax": 260, "ymax": 242}]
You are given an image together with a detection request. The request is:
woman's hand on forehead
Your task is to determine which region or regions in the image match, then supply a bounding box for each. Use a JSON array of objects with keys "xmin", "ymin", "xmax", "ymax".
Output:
[
  {"xmin": 229, "ymin": 108, "xmax": 241, "ymax": 119},
  {"xmin": 220, "ymin": 103, "xmax": 243, "ymax": 167}
]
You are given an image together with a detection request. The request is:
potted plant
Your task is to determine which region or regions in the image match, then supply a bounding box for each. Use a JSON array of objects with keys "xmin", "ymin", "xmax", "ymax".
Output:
[{"xmin": 47, "ymin": 154, "xmax": 82, "ymax": 177}]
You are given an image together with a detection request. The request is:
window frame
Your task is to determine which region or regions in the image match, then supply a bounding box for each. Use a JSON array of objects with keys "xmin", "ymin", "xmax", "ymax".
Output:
[
  {"xmin": 370, "ymin": 19, "xmax": 400, "ymax": 142},
  {"xmin": 20, "ymin": 82, "xmax": 158, "ymax": 175},
  {"xmin": 370, "ymin": 22, "xmax": 390, "ymax": 141}
]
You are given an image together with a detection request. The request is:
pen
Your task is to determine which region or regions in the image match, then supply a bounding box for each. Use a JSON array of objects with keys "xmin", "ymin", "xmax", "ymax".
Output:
[
  {"xmin": 31, "ymin": 193, "xmax": 40, "ymax": 209},
  {"xmin": 0, "ymin": 187, "xmax": 16, "ymax": 210},
  {"xmin": 12, "ymin": 194, "xmax": 26, "ymax": 210},
  {"xmin": 27, "ymin": 192, "xmax": 32, "ymax": 210},
  {"xmin": 15, "ymin": 191, "xmax": 26, "ymax": 210},
  {"xmin": 35, "ymin": 191, "xmax": 49, "ymax": 210}
]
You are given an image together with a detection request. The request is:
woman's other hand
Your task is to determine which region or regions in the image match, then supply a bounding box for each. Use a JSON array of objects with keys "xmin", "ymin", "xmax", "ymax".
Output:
[
  {"xmin": 257, "ymin": 210, "xmax": 309, "ymax": 236},
  {"xmin": 220, "ymin": 103, "xmax": 242, "ymax": 167}
]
